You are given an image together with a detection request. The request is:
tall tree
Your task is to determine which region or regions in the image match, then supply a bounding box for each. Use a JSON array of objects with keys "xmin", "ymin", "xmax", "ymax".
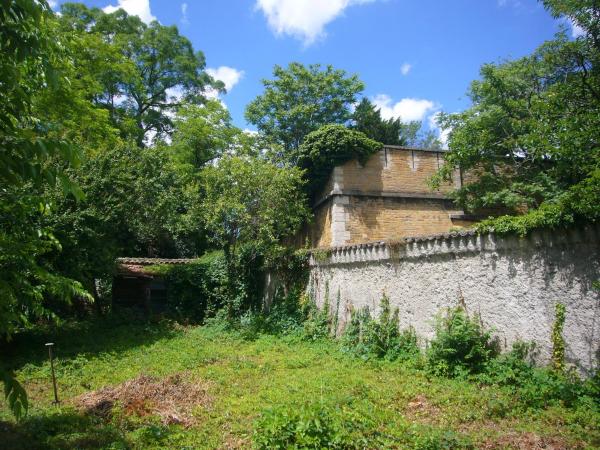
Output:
[
  {"xmin": 350, "ymin": 98, "xmax": 420, "ymax": 146},
  {"xmin": 169, "ymin": 100, "xmax": 242, "ymax": 170},
  {"xmin": 434, "ymin": 0, "xmax": 600, "ymax": 232},
  {"xmin": 200, "ymin": 156, "xmax": 309, "ymax": 314},
  {"xmin": 245, "ymin": 63, "xmax": 364, "ymax": 160},
  {"xmin": 59, "ymin": 3, "xmax": 223, "ymax": 145}
]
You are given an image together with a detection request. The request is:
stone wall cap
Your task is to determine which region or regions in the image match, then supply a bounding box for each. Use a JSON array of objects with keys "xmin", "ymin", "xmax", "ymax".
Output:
[{"xmin": 309, "ymin": 230, "xmax": 479, "ymax": 254}]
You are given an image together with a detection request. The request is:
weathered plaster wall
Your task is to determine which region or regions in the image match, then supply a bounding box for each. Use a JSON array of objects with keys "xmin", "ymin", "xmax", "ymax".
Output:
[{"xmin": 308, "ymin": 225, "xmax": 600, "ymax": 374}]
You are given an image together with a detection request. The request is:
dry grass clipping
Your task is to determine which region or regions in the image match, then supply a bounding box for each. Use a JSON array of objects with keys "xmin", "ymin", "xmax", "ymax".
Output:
[{"xmin": 76, "ymin": 373, "xmax": 211, "ymax": 427}]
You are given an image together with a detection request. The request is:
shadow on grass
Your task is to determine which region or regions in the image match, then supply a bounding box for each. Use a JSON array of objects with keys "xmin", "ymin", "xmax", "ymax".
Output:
[
  {"xmin": 0, "ymin": 308, "xmax": 179, "ymax": 372},
  {"xmin": 0, "ymin": 410, "xmax": 130, "ymax": 450}
]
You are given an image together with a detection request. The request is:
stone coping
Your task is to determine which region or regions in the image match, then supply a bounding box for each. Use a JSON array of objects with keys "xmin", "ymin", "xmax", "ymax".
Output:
[
  {"xmin": 313, "ymin": 190, "xmax": 452, "ymax": 209},
  {"xmin": 308, "ymin": 225, "xmax": 599, "ymax": 267},
  {"xmin": 382, "ymin": 145, "xmax": 447, "ymax": 154}
]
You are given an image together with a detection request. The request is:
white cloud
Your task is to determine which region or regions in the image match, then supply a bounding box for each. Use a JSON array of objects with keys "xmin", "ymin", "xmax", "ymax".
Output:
[
  {"xmin": 428, "ymin": 112, "xmax": 450, "ymax": 148},
  {"xmin": 400, "ymin": 63, "xmax": 412, "ymax": 76},
  {"xmin": 206, "ymin": 66, "xmax": 245, "ymax": 92},
  {"xmin": 180, "ymin": 2, "xmax": 189, "ymax": 25},
  {"xmin": 497, "ymin": 0, "xmax": 521, "ymax": 7},
  {"xmin": 372, "ymin": 94, "xmax": 437, "ymax": 123},
  {"xmin": 569, "ymin": 18, "xmax": 585, "ymax": 38},
  {"xmin": 103, "ymin": 0, "xmax": 156, "ymax": 24},
  {"xmin": 255, "ymin": 0, "xmax": 376, "ymax": 46},
  {"xmin": 48, "ymin": 0, "xmax": 58, "ymax": 8}
]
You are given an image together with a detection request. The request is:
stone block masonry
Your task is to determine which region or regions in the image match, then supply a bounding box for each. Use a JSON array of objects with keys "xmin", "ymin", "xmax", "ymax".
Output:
[
  {"xmin": 305, "ymin": 146, "xmax": 478, "ymax": 248},
  {"xmin": 308, "ymin": 225, "xmax": 600, "ymax": 375}
]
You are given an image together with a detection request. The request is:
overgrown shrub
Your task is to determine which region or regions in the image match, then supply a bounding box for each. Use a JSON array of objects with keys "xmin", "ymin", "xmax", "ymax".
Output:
[
  {"xmin": 477, "ymin": 341, "xmax": 599, "ymax": 411},
  {"xmin": 302, "ymin": 293, "xmax": 332, "ymax": 341},
  {"xmin": 427, "ymin": 307, "xmax": 499, "ymax": 377},
  {"xmin": 341, "ymin": 295, "xmax": 419, "ymax": 361},
  {"xmin": 253, "ymin": 403, "xmax": 474, "ymax": 449},
  {"xmin": 253, "ymin": 404, "xmax": 343, "ymax": 449}
]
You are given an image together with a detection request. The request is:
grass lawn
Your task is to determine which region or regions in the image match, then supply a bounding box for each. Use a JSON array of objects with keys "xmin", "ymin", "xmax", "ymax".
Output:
[{"xmin": 0, "ymin": 313, "xmax": 598, "ymax": 449}]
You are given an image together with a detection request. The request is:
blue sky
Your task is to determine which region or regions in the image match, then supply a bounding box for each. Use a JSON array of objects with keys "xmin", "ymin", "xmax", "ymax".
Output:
[{"xmin": 53, "ymin": 0, "xmax": 577, "ymax": 142}]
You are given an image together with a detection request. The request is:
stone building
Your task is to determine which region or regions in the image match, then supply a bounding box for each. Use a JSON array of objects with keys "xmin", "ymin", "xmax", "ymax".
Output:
[{"xmin": 307, "ymin": 145, "xmax": 478, "ymax": 247}]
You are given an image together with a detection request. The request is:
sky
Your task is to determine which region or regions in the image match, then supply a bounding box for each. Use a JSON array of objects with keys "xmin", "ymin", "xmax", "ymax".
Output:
[{"xmin": 51, "ymin": 0, "xmax": 578, "ymax": 142}]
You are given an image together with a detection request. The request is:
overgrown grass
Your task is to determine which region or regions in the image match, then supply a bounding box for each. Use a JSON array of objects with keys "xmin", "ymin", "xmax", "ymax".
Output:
[{"xmin": 1, "ymin": 309, "xmax": 598, "ymax": 449}]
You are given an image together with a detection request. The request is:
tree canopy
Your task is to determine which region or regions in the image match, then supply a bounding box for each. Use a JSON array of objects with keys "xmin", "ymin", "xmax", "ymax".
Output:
[
  {"xmin": 434, "ymin": 0, "xmax": 600, "ymax": 233},
  {"xmin": 245, "ymin": 63, "xmax": 364, "ymax": 159},
  {"xmin": 58, "ymin": 2, "xmax": 223, "ymax": 145},
  {"xmin": 350, "ymin": 98, "xmax": 420, "ymax": 147}
]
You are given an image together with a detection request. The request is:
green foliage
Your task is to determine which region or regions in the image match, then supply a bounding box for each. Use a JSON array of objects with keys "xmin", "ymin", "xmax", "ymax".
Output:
[
  {"xmin": 169, "ymin": 100, "xmax": 246, "ymax": 170},
  {"xmin": 58, "ymin": 2, "xmax": 223, "ymax": 145},
  {"xmin": 2, "ymin": 317, "xmax": 598, "ymax": 448},
  {"xmin": 1, "ymin": 370, "xmax": 28, "ymax": 422},
  {"xmin": 245, "ymin": 62, "xmax": 364, "ymax": 155},
  {"xmin": 200, "ymin": 156, "xmax": 309, "ymax": 313},
  {"xmin": 433, "ymin": 0, "xmax": 600, "ymax": 232},
  {"xmin": 158, "ymin": 252, "xmax": 228, "ymax": 322},
  {"xmin": 44, "ymin": 143, "xmax": 204, "ymax": 299},
  {"xmin": 341, "ymin": 294, "xmax": 419, "ymax": 361},
  {"xmin": 350, "ymin": 97, "xmax": 421, "ymax": 146},
  {"xmin": 253, "ymin": 403, "xmax": 341, "ymax": 449},
  {"xmin": 552, "ymin": 303, "xmax": 566, "ymax": 372},
  {"xmin": 297, "ymin": 124, "xmax": 382, "ymax": 198},
  {"xmin": 475, "ymin": 168, "xmax": 600, "ymax": 235},
  {"xmin": 427, "ymin": 308, "xmax": 499, "ymax": 377},
  {"xmin": 302, "ymin": 290, "xmax": 332, "ymax": 341}
]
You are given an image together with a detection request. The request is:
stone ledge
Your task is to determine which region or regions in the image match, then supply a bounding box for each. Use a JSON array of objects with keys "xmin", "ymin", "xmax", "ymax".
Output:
[
  {"xmin": 309, "ymin": 225, "xmax": 600, "ymax": 267},
  {"xmin": 313, "ymin": 190, "xmax": 452, "ymax": 209}
]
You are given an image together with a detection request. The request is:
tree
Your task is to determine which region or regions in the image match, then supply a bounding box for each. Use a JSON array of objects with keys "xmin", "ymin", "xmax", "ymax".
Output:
[
  {"xmin": 433, "ymin": 0, "xmax": 600, "ymax": 232},
  {"xmin": 200, "ymin": 156, "xmax": 309, "ymax": 313},
  {"xmin": 169, "ymin": 100, "xmax": 243, "ymax": 170},
  {"xmin": 297, "ymin": 124, "xmax": 382, "ymax": 200},
  {"xmin": 58, "ymin": 3, "xmax": 223, "ymax": 145},
  {"xmin": 245, "ymin": 63, "xmax": 364, "ymax": 159},
  {"xmin": 350, "ymin": 98, "xmax": 421, "ymax": 146},
  {"xmin": 0, "ymin": 0, "xmax": 91, "ymax": 420}
]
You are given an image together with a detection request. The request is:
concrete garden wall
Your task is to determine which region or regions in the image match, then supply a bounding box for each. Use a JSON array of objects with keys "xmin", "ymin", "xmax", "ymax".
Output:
[{"xmin": 308, "ymin": 225, "xmax": 600, "ymax": 375}]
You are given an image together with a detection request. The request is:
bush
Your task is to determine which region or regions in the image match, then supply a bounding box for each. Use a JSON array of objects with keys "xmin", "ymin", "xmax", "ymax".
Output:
[
  {"xmin": 302, "ymin": 293, "xmax": 332, "ymax": 341},
  {"xmin": 253, "ymin": 404, "xmax": 343, "ymax": 449},
  {"xmin": 341, "ymin": 294, "xmax": 419, "ymax": 361},
  {"xmin": 477, "ymin": 341, "xmax": 599, "ymax": 411},
  {"xmin": 156, "ymin": 251, "xmax": 229, "ymax": 323},
  {"xmin": 427, "ymin": 307, "xmax": 499, "ymax": 377}
]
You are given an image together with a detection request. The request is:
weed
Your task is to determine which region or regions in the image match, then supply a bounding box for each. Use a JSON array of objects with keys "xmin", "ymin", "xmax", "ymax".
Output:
[{"xmin": 427, "ymin": 307, "xmax": 499, "ymax": 377}]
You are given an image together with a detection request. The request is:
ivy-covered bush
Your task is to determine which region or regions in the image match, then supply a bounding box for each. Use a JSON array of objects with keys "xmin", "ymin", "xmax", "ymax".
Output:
[
  {"xmin": 427, "ymin": 307, "xmax": 499, "ymax": 377},
  {"xmin": 297, "ymin": 124, "xmax": 382, "ymax": 200},
  {"xmin": 341, "ymin": 294, "xmax": 419, "ymax": 361},
  {"xmin": 161, "ymin": 252, "xmax": 228, "ymax": 322}
]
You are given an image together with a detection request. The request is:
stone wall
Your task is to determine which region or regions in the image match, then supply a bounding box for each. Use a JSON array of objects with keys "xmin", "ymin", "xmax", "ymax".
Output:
[
  {"xmin": 305, "ymin": 146, "xmax": 477, "ymax": 248},
  {"xmin": 336, "ymin": 146, "xmax": 459, "ymax": 195},
  {"xmin": 308, "ymin": 225, "xmax": 600, "ymax": 375}
]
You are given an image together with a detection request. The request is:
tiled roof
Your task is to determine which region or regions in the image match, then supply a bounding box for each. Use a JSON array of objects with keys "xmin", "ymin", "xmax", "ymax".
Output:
[{"xmin": 116, "ymin": 257, "xmax": 196, "ymax": 266}]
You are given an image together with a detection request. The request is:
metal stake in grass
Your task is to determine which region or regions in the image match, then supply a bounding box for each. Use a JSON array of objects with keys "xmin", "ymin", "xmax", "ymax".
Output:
[{"xmin": 46, "ymin": 342, "xmax": 60, "ymax": 405}]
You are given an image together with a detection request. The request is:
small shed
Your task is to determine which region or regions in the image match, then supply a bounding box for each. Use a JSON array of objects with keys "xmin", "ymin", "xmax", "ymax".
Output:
[{"xmin": 113, "ymin": 257, "xmax": 195, "ymax": 311}]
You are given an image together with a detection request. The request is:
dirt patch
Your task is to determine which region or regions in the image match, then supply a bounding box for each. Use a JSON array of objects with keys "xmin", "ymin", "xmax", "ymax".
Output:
[
  {"xmin": 75, "ymin": 373, "xmax": 211, "ymax": 427},
  {"xmin": 403, "ymin": 395, "xmax": 442, "ymax": 424},
  {"xmin": 480, "ymin": 431, "xmax": 580, "ymax": 450}
]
